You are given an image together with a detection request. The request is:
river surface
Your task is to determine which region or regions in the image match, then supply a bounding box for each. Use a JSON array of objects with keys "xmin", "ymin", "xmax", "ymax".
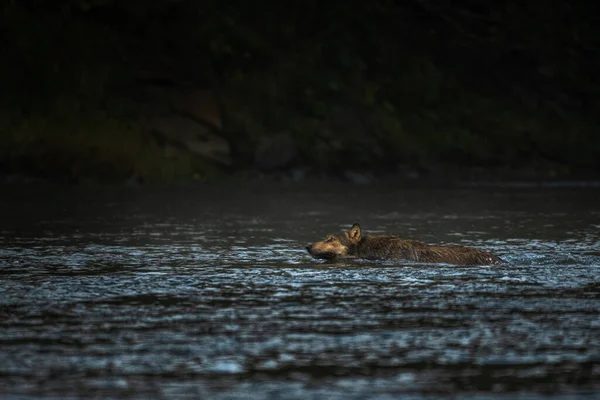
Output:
[{"xmin": 1, "ymin": 181, "xmax": 599, "ymax": 399}]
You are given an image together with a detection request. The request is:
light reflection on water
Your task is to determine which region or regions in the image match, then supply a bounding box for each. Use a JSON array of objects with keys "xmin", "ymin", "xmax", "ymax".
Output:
[{"xmin": 1, "ymin": 183, "xmax": 599, "ymax": 399}]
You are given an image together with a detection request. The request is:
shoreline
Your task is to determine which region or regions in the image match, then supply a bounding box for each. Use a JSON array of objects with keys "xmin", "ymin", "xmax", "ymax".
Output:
[{"xmin": 2, "ymin": 167, "xmax": 599, "ymax": 189}]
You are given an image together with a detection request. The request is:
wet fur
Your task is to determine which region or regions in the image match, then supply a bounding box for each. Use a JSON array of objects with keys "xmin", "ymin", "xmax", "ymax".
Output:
[{"xmin": 307, "ymin": 223, "xmax": 503, "ymax": 266}]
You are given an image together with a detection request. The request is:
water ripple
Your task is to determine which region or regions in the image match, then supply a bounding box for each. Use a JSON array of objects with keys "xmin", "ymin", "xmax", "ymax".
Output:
[{"xmin": 1, "ymin": 185, "xmax": 599, "ymax": 399}]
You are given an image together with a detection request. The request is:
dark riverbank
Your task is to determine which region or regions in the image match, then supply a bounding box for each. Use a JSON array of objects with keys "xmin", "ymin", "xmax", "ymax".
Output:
[
  {"xmin": 2, "ymin": 1, "xmax": 599, "ymax": 183},
  {"xmin": 2, "ymin": 166, "xmax": 600, "ymax": 189}
]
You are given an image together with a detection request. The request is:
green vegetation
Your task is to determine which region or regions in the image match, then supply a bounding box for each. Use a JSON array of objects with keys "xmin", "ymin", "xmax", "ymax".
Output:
[
  {"xmin": 1, "ymin": 1, "xmax": 599, "ymax": 181},
  {"xmin": 0, "ymin": 112, "xmax": 207, "ymax": 182}
]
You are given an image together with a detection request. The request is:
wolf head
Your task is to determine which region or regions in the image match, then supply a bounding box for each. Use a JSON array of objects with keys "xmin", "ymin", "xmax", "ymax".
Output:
[{"xmin": 306, "ymin": 223, "xmax": 361, "ymax": 259}]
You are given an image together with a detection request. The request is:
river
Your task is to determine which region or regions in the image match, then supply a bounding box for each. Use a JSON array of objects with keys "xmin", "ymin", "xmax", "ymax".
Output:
[{"xmin": 1, "ymin": 180, "xmax": 599, "ymax": 399}]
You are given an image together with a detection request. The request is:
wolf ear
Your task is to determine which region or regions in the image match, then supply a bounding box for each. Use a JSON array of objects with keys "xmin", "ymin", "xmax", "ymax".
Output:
[{"xmin": 348, "ymin": 223, "xmax": 361, "ymax": 241}]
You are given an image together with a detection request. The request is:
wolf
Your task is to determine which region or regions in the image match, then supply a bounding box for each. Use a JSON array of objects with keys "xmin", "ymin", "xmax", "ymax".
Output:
[{"xmin": 306, "ymin": 223, "xmax": 503, "ymax": 265}]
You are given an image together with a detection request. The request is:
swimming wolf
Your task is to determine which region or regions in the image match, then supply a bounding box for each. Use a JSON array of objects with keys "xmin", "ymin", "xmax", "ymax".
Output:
[{"xmin": 306, "ymin": 223, "xmax": 503, "ymax": 265}]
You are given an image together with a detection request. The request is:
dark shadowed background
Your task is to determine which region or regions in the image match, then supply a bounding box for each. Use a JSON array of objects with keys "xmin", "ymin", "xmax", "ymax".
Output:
[{"xmin": 1, "ymin": 0, "xmax": 599, "ymax": 183}]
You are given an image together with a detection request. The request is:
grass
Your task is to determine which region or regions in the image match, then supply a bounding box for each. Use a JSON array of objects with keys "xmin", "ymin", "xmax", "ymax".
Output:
[{"xmin": 0, "ymin": 109, "xmax": 209, "ymax": 182}]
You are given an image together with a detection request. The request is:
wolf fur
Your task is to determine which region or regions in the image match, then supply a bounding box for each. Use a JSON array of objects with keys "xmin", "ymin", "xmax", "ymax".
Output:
[{"xmin": 306, "ymin": 223, "xmax": 503, "ymax": 266}]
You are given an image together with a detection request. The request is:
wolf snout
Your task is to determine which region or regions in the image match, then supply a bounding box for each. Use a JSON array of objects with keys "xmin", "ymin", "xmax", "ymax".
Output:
[{"xmin": 306, "ymin": 244, "xmax": 313, "ymax": 253}]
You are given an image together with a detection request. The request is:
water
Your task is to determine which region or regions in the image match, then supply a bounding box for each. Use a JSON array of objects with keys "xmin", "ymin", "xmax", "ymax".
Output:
[{"xmin": 1, "ymin": 181, "xmax": 599, "ymax": 399}]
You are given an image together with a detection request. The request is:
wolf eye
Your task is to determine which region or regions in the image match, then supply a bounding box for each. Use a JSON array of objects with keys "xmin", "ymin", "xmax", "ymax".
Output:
[{"xmin": 325, "ymin": 237, "xmax": 334, "ymax": 243}]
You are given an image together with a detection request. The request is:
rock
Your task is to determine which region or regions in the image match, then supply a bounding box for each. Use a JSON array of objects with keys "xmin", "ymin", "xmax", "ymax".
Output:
[
  {"xmin": 254, "ymin": 132, "xmax": 298, "ymax": 170},
  {"xmin": 168, "ymin": 88, "xmax": 222, "ymax": 130},
  {"xmin": 132, "ymin": 80, "xmax": 231, "ymax": 165},
  {"xmin": 344, "ymin": 171, "xmax": 373, "ymax": 185},
  {"xmin": 291, "ymin": 168, "xmax": 307, "ymax": 182},
  {"xmin": 146, "ymin": 115, "xmax": 231, "ymax": 165}
]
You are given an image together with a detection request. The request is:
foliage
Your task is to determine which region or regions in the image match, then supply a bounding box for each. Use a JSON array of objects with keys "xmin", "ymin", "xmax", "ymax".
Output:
[
  {"xmin": 1, "ymin": 0, "xmax": 599, "ymax": 181},
  {"xmin": 0, "ymin": 110, "xmax": 208, "ymax": 182}
]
